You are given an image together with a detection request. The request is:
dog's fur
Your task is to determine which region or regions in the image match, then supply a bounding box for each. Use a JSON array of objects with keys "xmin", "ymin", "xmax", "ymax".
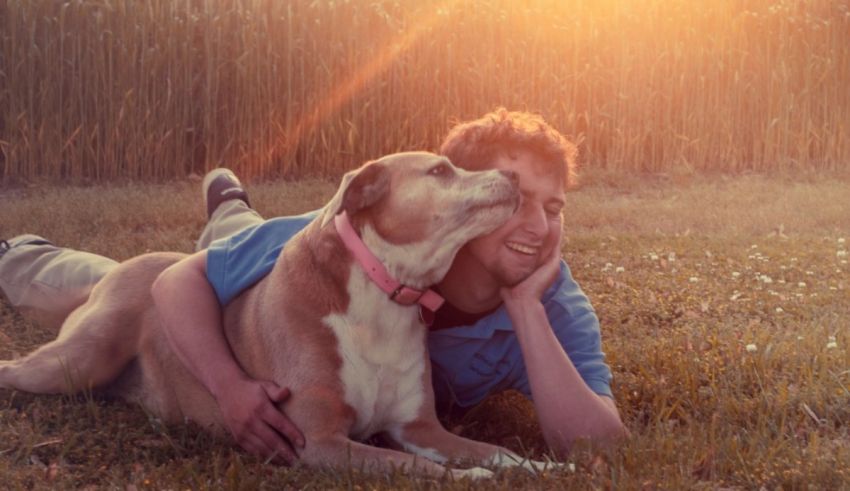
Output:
[{"xmin": 0, "ymin": 152, "xmax": 553, "ymax": 478}]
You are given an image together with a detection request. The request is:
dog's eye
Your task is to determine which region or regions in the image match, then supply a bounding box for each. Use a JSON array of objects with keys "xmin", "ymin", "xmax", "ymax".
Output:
[{"xmin": 428, "ymin": 163, "xmax": 450, "ymax": 177}]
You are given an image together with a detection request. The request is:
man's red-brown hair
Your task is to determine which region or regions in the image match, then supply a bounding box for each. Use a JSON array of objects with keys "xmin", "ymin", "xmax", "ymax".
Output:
[{"xmin": 439, "ymin": 108, "xmax": 578, "ymax": 188}]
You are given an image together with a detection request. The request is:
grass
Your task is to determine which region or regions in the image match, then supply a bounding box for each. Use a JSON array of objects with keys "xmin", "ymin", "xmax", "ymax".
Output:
[
  {"xmin": 1, "ymin": 171, "xmax": 849, "ymax": 489},
  {"xmin": 3, "ymin": 0, "xmax": 850, "ymax": 181}
]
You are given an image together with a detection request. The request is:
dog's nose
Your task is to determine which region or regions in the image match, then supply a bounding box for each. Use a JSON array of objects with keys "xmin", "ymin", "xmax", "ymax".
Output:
[{"xmin": 499, "ymin": 170, "xmax": 519, "ymax": 185}]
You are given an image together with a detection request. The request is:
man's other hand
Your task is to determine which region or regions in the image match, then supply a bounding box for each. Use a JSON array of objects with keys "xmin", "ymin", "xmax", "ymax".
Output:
[{"xmin": 500, "ymin": 228, "xmax": 563, "ymax": 304}]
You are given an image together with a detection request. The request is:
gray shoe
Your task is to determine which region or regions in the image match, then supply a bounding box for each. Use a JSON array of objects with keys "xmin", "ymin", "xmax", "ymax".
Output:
[{"xmin": 202, "ymin": 168, "xmax": 251, "ymax": 218}]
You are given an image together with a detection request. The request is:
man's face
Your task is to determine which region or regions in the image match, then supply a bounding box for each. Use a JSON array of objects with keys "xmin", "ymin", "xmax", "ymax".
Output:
[{"xmin": 461, "ymin": 150, "xmax": 566, "ymax": 287}]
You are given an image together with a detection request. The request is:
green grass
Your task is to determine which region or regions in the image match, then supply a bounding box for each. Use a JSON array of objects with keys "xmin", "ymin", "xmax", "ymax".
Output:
[{"xmin": 1, "ymin": 172, "xmax": 849, "ymax": 489}]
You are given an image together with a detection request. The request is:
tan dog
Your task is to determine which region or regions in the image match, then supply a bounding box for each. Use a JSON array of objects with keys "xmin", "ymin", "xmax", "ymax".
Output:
[{"xmin": 0, "ymin": 152, "xmax": 552, "ymax": 478}]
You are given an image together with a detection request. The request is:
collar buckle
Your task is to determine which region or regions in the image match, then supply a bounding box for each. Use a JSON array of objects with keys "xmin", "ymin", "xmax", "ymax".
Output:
[{"xmin": 390, "ymin": 285, "xmax": 424, "ymax": 305}]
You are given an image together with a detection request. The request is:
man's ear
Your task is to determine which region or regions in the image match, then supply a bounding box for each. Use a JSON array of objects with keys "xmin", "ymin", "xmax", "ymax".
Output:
[{"xmin": 320, "ymin": 160, "xmax": 390, "ymax": 227}]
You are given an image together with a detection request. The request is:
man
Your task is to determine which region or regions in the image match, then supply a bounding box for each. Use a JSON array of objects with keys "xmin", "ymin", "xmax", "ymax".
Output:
[{"xmin": 0, "ymin": 109, "xmax": 626, "ymax": 464}]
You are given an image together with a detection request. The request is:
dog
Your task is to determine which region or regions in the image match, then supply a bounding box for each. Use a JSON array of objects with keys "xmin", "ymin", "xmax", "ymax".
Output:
[{"xmin": 0, "ymin": 152, "xmax": 554, "ymax": 478}]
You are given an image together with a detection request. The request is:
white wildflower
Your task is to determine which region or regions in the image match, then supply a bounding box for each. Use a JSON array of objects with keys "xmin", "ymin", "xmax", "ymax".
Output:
[
  {"xmin": 775, "ymin": 307, "xmax": 784, "ymax": 313},
  {"xmin": 760, "ymin": 275, "xmax": 773, "ymax": 284},
  {"xmin": 826, "ymin": 336, "xmax": 838, "ymax": 349},
  {"xmin": 649, "ymin": 253, "xmax": 659, "ymax": 261},
  {"xmin": 746, "ymin": 344, "xmax": 758, "ymax": 352},
  {"xmin": 798, "ymin": 282, "xmax": 807, "ymax": 288},
  {"xmin": 615, "ymin": 266, "xmax": 625, "ymax": 273},
  {"xmin": 689, "ymin": 277, "xmax": 699, "ymax": 283},
  {"xmin": 732, "ymin": 271, "xmax": 741, "ymax": 278}
]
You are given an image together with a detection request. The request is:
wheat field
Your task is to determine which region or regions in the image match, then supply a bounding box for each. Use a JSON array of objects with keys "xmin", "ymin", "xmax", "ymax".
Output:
[{"xmin": 2, "ymin": 0, "xmax": 849, "ymax": 182}]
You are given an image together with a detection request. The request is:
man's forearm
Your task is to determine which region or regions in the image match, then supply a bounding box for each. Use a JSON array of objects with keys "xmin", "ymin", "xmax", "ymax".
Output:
[
  {"xmin": 151, "ymin": 252, "xmax": 247, "ymax": 399},
  {"xmin": 504, "ymin": 298, "xmax": 627, "ymax": 454}
]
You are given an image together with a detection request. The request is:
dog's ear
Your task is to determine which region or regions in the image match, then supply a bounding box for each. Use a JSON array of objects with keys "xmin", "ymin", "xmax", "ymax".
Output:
[{"xmin": 320, "ymin": 160, "xmax": 390, "ymax": 227}]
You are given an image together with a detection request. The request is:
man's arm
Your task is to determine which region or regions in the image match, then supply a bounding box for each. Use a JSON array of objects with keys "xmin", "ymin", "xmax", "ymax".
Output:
[
  {"xmin": 150, "ymin": 250, "xmax": 304, "ymax": 462},
  {"xmin": 500, "ymin": 246, "xmax": 627, "ymax": 456}
]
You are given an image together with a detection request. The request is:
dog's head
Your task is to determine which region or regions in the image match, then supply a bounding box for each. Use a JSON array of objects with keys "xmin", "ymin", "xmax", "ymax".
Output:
[{"xmin": 321, "ymin": 151, "xmax": 519, "ymax": 288}]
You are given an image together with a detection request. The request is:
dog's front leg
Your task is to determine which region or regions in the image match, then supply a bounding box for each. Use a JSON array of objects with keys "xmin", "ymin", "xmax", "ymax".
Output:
[{"xmin": 391, "ymin": 419, "xmax": 559, "ymax": 474}]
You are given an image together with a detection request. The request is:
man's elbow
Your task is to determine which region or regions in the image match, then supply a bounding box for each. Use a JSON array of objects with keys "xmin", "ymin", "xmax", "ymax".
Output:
[
  {"xmin": 595, "ymin": 417, "xmax": 629, "ymax": 443},
  {"xmin": 151, "ymin": 265, "xmax": 178, "ymax": 305},
  {"xmin": 151, "ymin": 253, "xmax": 206, "ymax": 304},
  {"xmin": 587, "ymin": 409, "xmax": 629, "ymax": 447},
  {"xmin": 546, "ymin": 416, "xmax": 629, "ymax": 457}
]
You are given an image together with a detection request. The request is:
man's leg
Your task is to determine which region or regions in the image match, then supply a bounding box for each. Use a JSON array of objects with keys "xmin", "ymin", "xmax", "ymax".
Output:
[
  {"xmin": 195, "ymin": 168, "xmax": 265, "ymax": 251},
  {"xmin": 0, "ymin": 235, "xmax": 118, "ymax": 328}
]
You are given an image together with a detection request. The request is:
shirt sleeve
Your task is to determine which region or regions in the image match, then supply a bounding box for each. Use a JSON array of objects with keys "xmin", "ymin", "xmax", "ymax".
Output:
[
  {"xmin": 206, "ymin": 211, "xmax": 319, "ymax": 305},
  {"xmin": 512, "ymin": 261, "xmax": 614, "ymax": 399}
]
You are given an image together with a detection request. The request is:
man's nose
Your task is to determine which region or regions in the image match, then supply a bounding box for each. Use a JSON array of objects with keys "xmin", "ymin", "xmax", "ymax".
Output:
[{"xmin": 520, "ymin": 201, "xmax": 548, "ymax": 236}]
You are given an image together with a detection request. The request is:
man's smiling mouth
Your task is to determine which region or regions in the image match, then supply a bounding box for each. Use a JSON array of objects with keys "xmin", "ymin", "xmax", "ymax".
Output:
[{"xmin": 505, "ymin": 241, "xmax": 539, "ymax": 256}]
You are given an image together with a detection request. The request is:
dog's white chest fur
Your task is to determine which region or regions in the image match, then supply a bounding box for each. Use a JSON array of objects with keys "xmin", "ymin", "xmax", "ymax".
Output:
[{"xmin": 322, "ymin": 267, "xmax": 427, "ymax": 440}]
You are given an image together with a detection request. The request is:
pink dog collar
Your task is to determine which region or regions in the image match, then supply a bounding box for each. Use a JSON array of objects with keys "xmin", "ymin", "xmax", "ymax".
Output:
[{"xmin": 334, "ymin": 211, "xmax": 445, "ymax": 314}]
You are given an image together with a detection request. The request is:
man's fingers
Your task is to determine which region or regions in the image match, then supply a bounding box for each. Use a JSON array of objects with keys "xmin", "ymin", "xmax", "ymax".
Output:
[
  {"xmin": 262, "ymin": 381, "xmax": 291, "ymax": 403},
  {"xmin": 239, "ymin": 435, "xmax": 274, "ymax": 461},
  {"xmin": 260, "ymin": 382, "xmax": 305, "ymax": 448},
  {"xmin": 272, "ymin": 443, "xmax": 298, "ymax": 465},
  {"xmin": 239, "ymin": 427, "xmax": 296, "ymax": 465},
  {"xmin": 263, "ymin": 406, "xmax": 306, "ymax": 448},
  {"xmin": 252, "ymin": 421, "xmax": 298, "ymax": 464}
]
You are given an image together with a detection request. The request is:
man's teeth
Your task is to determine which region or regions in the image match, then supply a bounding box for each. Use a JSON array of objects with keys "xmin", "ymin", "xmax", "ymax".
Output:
[{"xmin": 506, "ymin": 242, "xmax": 539, "ymax": 255}]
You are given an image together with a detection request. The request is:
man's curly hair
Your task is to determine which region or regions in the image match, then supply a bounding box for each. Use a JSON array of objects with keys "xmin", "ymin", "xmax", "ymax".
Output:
[{"xmin": 439, "ymin": 108, "xmax": 578, "ymax": 188}]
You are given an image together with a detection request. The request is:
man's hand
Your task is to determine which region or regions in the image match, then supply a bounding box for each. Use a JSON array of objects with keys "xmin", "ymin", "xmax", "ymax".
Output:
[
  {"xmin": 217, "ymin": 377, "xmax": 305, "ymax": 464},
  {"xmin": 500, "ymin": 230, "xmax": 563, "ymax": 304},
  {"xmin": 153, "ymin": 252, "xmax": 306, "ymax": 464}
]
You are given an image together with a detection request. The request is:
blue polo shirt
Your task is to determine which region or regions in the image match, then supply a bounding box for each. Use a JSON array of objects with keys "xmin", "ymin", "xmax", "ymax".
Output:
[{"xmin": 206, "ymin": 212, "xmax": 613, "ymax": 408}]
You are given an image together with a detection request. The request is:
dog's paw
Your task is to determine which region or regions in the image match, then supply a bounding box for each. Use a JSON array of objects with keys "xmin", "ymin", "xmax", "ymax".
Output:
[
  {"xmin": 450, "ymin": 466, "xmax": 494, "ymax": 480},
  {"xmin": 487, "ymin": 451, "xmax": 570, "ymax": 474},
  {"xmin": 519, "ymin": 458, "xmax": 571, "ymax": 473}
]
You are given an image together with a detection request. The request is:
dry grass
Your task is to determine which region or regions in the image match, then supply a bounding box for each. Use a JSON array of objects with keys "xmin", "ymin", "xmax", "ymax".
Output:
[
  {"xmin": 1, "ymin": 172, "xmax": 849, "ymax": 489},
  {"xmin": 3, "ymin": 0, "xmax": 850, "ymax": 182}
]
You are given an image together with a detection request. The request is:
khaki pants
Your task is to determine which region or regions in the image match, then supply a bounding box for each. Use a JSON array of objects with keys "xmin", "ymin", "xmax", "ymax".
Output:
[{"xmin": 0, "ymin": 200, "xmax": 262, "ymax": 326}]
